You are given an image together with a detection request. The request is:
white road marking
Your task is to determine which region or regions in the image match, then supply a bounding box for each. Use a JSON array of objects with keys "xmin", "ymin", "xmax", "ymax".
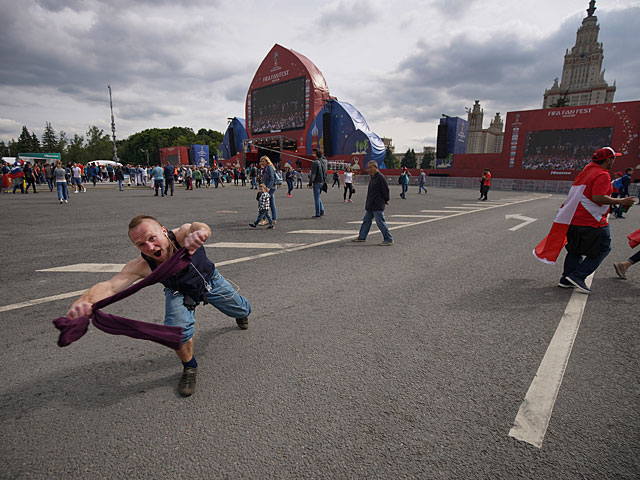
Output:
[
  {"xmin": 288, "ymin": 230, "xmax": 360, "ymax": 234},
  {"xmin": 346, "ymin": 221, "xmax": 411, "ymax": 225},
  {"xmin": 505, "ymin": 214, "xmax": 538, "ymax": 231},
  {"xmin": 391, "ymin": 214, "xmax": 443, "ymax": 218},
  {"xmin": 462, "ymin": 203, "xmax": 502, "ymax": 207},
  {"xmin": 206, "ymin": 242, "xmax": 304, "ymax": 249},
  {"xmin": 444, "ymin": 206, "xmax": 483, "ymax": 210},
  {"xmin": 419, "ymin": 210, "xmax": 459, "ymax": 213},
  {"xmin": 3, "ymin": 195, "xmax": 551, "ymax": 312},
  {"xmin": 37, "ymin": 263, "xmax": 126, "ymax": 273},
  {"xmin": 0, "ymin": 290, "xmax": 88, "ymax": 313},
  {"xmin": 509, "ymin": 274, "xmax": 593, "ymax": 449}
]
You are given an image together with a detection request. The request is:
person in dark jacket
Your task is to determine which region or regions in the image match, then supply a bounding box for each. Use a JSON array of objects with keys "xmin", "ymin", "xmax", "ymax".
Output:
[
  {"xmin": 308, "ymin": 149, "xmax": 327, "ymax": 217},
  {"xmin": 351, "ymin": 161, "xmax": 393, "ymax": 245}
]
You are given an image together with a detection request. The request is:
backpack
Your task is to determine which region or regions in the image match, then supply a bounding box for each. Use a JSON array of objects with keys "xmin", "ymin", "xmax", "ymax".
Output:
[
  {"xmin": 275, "ymin": 171, "xmax": 283, "ymax": 185},
  {"xmin": 398, "ymin": 175, "xmax": 403, "ymax": 185},
  {"xmin": 612, "ymin": 177, "xmax": 623, "ymax": 189}
]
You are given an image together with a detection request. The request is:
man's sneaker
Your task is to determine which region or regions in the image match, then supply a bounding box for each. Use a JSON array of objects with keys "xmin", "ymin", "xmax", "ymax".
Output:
[
  {"xmin": 351, "ymin": 238, "xmax": 366, "ymax": 242},
  {"xmin": 565, "ymin": 275, "xmax": 591, "ymax": 294},
  {"xmin": 267, "ymin": 225, "xmax": 274, "ymax": 229},
  {"xmin": 249, "ymin": 223, "xmax": 256, "ymax": 228},
  {"xmin": 378, "ymin": 240, "xmax": 394, "ymax": 246},
  {"xmin": 236, "ymin": 317, "xmax": 249, "ymax": 330},
  {"xmin": 178, "ymin": 367, "xmax": 197, "ymax": 396},
  {"xmin": 557, "ymin": 277, "xmax": 574, "ymax": 288}
]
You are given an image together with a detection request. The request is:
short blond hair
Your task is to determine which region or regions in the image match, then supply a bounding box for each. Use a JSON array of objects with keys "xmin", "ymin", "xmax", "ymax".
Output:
[{"xmin": 128, "ymin": 215, "xmax": 161, "ymax": 231}]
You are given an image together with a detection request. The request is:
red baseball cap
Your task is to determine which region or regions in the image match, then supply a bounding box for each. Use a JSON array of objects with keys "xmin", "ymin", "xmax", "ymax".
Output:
[{"xmin": 593, "ymin": 147, "xmax": 622, "ymax": 162}]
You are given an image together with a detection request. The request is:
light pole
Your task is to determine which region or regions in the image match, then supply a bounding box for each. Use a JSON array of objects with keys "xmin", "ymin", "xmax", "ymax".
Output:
[{"xmin": 140, "ymin": 148, "xmax": 149, "ymax": 166}]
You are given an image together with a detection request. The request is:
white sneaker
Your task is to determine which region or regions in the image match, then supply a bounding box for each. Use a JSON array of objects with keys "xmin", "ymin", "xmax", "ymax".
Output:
[
  {"xmin": 59, "ymin": 199, "xmax": 63, "ymax": 204},
  {"xmin": 73, "ymin": 190, "xmax": 78, "ymax": 194},
  {"xmin": 64, "ymin": 199, "xmax": 68, "ymax": 203},
  {"xmin": 83, "ymin": 187, "xmax": 86, "ymax": 192}
]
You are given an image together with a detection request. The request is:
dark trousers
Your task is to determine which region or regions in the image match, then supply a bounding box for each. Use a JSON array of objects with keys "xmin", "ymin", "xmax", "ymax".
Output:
[
  {"xmin": 154, "ymin": 180, "xmax": 164, "ymax": 196},
  {"xmin": 164, "ymin": 178, "xmax": 174, "ymax": 196}
]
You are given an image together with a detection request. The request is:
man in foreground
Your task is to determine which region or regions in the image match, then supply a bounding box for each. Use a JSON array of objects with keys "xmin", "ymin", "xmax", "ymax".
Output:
[
  {"xmin": 65, "ymin": 215, "xmax": 251, "ymax": 396},
  {"xmin": 352, "ymin": 161, "xmax": 393, "ymax": 246}
]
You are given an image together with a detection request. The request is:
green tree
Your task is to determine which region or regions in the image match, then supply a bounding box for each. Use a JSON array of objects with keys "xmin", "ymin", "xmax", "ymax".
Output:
[
  {"xmin": 57, "ymin": 131, "xmax": 68, "ymax": 155},
  {"xmin": 65, "ymin": 134, "xmax": 85, "ymax": 164},
  {"xmin": 0, "ymin": 140, "xmax": 8, "ymax": 157},
  {"xmin": 421, "ymin": 149, "xmax": 435, "ymax": 169},
  {"xmin": 41, "ymin": 122, "xmax": 58, "ymax": 152},
  {"xmin": 384, "ymin": 148, "xmax": 399, "ymax": 168},
  {"xmin": 85, "ymin": 125, "xmax": 113, "ymax": 161},
  {"xmin": 401, "ymin": 149, "xmax": 417, "ymax": 169},
  {"xmin": 30, "ymin": 132, "xmax": 40, "ymax": 153},
  {"xmin": 8, "ymin": 139, "xmax": 18, "ymax": 157},
  {"xmin": 16, "ymin": 126, "xmax": 31, "ymax": 154}
]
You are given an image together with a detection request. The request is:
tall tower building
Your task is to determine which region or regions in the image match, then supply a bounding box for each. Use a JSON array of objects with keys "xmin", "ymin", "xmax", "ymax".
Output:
[
  {"xmin": 465, "ymin": 100, "xmax": 503, "ymax": 154},
  {"xmin": 543, "ymin": 0, "xmax": 616, "ymax": 108}
]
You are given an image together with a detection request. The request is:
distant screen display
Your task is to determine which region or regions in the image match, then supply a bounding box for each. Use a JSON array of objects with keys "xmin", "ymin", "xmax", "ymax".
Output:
[
  {"xmin": 251, "ymin": 76, "xmax": 305, "ymax": 134},
  {"xmin": 522, "ymin": 127, "xmax": 613, "ymax": 170}
]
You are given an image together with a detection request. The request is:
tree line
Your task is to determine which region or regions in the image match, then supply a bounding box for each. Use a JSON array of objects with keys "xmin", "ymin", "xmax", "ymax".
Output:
[
  {"xmin": 385, "ymin": 148, "xmax": 435, "ymax": 169},
  {"xmin": 0, "ymin": 122, "xmax": 224, "ymax": 166}
]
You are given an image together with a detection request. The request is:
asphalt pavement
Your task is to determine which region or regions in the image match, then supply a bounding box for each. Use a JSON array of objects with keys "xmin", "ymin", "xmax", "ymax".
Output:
[{"xmin": 0, "ymin": 181, "xmax": 638, "ymax": 479}]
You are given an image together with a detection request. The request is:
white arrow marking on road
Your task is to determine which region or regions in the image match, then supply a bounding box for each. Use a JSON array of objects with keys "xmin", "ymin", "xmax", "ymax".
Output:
[{"xmin": 506, "ymin": 214, "xmax": 537, "ymax": 231}]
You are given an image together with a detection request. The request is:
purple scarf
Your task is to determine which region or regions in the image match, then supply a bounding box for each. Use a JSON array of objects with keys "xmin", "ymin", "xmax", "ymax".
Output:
[{"xmin": 53, "ymin": 248, "xmax": 192, "ymax": 350}]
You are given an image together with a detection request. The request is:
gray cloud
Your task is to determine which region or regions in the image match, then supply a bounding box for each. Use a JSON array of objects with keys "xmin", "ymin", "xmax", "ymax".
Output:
[{"xmin": 318, "ymin": 0, "xmax": 381, "ymax": 31}]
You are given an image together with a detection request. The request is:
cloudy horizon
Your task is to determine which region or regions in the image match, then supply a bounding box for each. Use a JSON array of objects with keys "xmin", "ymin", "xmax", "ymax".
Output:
[{"xmin": 1, "ymin": 0, "xmax": 638, "ymax": 153}]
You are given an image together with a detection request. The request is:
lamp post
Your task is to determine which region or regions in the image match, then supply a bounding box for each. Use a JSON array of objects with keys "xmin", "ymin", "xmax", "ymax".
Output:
[{"xmin": 140, "ymin": 149, "xmax": 149, "ymax": 166}]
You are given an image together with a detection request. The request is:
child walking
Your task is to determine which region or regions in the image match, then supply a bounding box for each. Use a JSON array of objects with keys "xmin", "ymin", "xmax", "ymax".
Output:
[{"xmin": 249, "ymin": 183, "xmax": 274, "ymax": 229}]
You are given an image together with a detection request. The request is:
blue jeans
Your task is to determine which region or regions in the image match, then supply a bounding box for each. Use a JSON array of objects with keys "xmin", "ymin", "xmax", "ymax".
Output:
[
  {"xmin": 312, "ymin": 183, "xmax": 324, "ymax": 216},
  {"xmin": 56, "ymin": 181, "xmax": 68, "ymax": 200},
  {"xmin": 287, "ymin": 179, "xmax": 294, "ymax": 195},
  {"xmin": 269, "ymin": 188, "xmax": 277, "ymax": 220},
  {"xmin": 562, "ymin": 225, "xmax": 611, "ymax": 280},
  {"xmin": 250, "ymin": 177, "xmax": 257, "ymax": 189},
  {"xmin": 154, "ymin": 179, "xmax": 164, "ymax": 196},
  {"xmin": 164, "ymin": 268, "xmax": 252, "ymax": 344},
  {"xmin": 118, "ymin": 179, "xmax": 123, "ymax": 191},
  {"xmin": 358, "ymin": 210, "xmax": 392, "ymax": 242},
  {"xmin": 401, "ymin": 183, "xmax": 408, "ymax": 198},
  {"xmin": 418, "ymin": 183, "xmax": 427, "ymax": 194},
  {"xmin": 252, "ymin": 210, "xmax": 273, "ymax": 226},
  {"xmin": 47, "ymin": 177, "xmax": 54, "ymax": 191}
]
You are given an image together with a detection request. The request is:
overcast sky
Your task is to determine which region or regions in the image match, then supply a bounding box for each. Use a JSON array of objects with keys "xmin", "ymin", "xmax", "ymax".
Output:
[{"xmin": 1, "ymin": 0, "xmax": 638, "ymax": 152}]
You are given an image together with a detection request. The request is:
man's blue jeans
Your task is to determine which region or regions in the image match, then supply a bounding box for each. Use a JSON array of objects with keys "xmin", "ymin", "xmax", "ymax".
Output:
[
  {"xmin": 164, "ymin": 268, "xmax": 252, "ymax": 344},
  {"xmin": 154, "ymin": 179, "xmax": 164, "ymax": 196},
  {"xmin": 358, "ymin": 210, "xmax": 392, "ymax": 242},
  {"xmin": 401, "ymin": 183, "xmax": 408, "ymax": 198},
  {"xmin": 562, "ymin": 225, "xmax": 611, "ymax": 280},
  {"xmin": 312, "ymin": 183, "xmax": 324, "ymax": 216}
]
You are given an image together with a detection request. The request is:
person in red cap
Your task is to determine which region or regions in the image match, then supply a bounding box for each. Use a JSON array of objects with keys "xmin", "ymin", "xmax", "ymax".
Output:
[{"xmin": 551, "ymin": 147, "xmax": 636, "ymax": 293}]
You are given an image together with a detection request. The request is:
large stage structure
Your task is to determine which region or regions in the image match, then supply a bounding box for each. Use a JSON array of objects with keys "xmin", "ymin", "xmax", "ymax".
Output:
[
  {"xmin": 438, "ymin": 100, "xmax": 640, "ymax": 181},
  {"xmin": 219, "ymin": 44, "xmax": 385, "ymax": 170}
]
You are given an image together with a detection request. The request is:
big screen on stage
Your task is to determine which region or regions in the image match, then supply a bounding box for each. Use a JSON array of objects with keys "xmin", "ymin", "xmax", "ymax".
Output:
[
  {"xmin": 251, "ymin": 76, "xmax": 306, "ymax": 135},
  {"xmin": 522, "ymin": 127, "xmax": 613, "ymax": 171}
]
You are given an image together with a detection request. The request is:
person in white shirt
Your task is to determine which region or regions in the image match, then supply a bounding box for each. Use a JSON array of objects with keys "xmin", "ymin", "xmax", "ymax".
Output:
[
  {"xmin": 343, "ymin": 165, "xmax": 354, "ymax": 202},
  {"xmin": 71, "ymin": 163, "xmax": 85, "ymax": 193}
]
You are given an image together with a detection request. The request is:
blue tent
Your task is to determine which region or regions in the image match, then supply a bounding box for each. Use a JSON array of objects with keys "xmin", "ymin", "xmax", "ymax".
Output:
[
  {"xmin": 219, "ymin": 118, "xmax": 249, "ymax": 160},
  {"xmin": 306, "ymin": 100, "xmax": 386, "ymax": 168}
]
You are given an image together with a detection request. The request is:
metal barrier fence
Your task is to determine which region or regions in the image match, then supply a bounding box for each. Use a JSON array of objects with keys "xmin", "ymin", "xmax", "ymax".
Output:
[{"xmin": 351, "ymin": 175, "xmax": 639, "ymax": 196}]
